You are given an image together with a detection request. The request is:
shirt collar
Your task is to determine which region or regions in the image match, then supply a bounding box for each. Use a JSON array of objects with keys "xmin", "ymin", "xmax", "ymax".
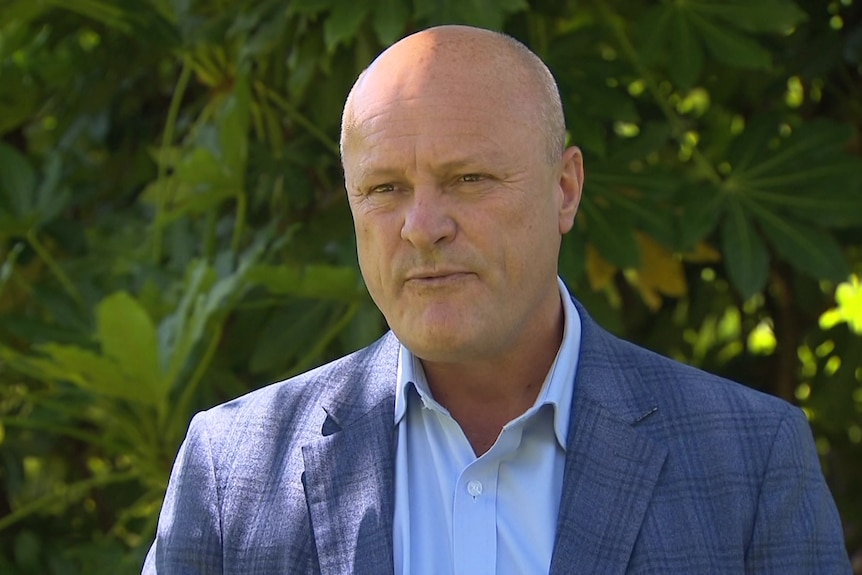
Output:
[{"xmin": 394, "ymin": 276, "xmax": 582, "ymax": 449}]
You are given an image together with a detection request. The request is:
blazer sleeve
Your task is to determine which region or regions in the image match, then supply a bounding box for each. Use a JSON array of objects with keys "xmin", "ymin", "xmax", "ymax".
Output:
[
  {"xmin": 142, "ymin": 412, "xmax": 223, "ymax": 574},
  {"xmin": 744, "ymin": 407, "xmax": 851, "ymax": 573}
]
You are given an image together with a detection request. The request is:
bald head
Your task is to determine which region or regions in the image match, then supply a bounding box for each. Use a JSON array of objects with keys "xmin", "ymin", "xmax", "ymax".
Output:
[{"xmin": 340, "ymin": 25, "xmax": 565, "ymax": 165}]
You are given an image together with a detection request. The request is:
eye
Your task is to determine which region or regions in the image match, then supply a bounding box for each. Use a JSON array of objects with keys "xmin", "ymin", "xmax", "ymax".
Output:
[
  {"xmin": 369, "ymin": 183, "xmax": 396, "ymax": 194},
  {"xmin": 460, "ymin": 173, "xmax": 486, "ymax": 183}
]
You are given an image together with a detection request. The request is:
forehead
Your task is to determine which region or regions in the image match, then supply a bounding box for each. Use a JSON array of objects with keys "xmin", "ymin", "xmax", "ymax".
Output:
[
  {"xmin": 345, "ymin": 97, "xmax": 528, "ymax": 180},
  {"xmin": 344, "ymin": 70, "xmax": 537, "ymax": 168}
]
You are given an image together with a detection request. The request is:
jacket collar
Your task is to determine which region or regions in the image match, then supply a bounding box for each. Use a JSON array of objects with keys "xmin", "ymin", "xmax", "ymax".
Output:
[
  {"xmin": 302, "ymin": 333, "xmax": 400, "ymax": 575},
  {"xmin": 549, "ymin": 299, "xmax": 668, "ymax": 574},
  {"xmin": 303, "ymin": 297, "xmax": 668, "ymax": 575}
]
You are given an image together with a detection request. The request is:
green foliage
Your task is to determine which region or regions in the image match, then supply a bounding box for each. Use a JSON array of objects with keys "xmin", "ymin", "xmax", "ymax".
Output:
[{"xmin": 1, "ymin": 0, "xmax": 861, "ymax": 570}]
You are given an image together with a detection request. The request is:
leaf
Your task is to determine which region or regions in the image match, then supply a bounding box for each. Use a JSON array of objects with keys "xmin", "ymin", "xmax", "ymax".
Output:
[
  {"xmin": 290, "ymin": 0, "xmax": 334, "ymax": 15},
  {"xmin": 559, "ymin": 231, "xmax": 586, "ymax": 284},
  {"xmin": 240, "ymin": 10, "xmax": 288, "ymax": 58},
  {"xmin": 726, "ymin": 113, "xmax": 781, "ymax": 174},
  {"xmin": 0, "ymin": 0, "xmax": 50, "ymax": 27},
  {"xmin": 158, "ymin": 261, "xmax": 215, "ymax": 382},
  {"xmin": 819, "ymin": 275, "xmax": 862, "ymax": 333},
  {"xmin": 0, "ymin": 67, "xmax": 40, "ymax": 136},
  {"xmin": 610, "ymin": 122, "xmax": 672, "ymax": 164},
  {"xmin": 692, "ymin": 0, "xmax": 807, "ymax": 33},
  {"xmin": 669, "ymin": 10, "xmax": 703, "ymax": 88},
  {"xmin": 587, "ymin": 165, "xmax": 682, "ymax": 248},
  {"xmin": 248, "ymin": 263, "xmax": 365, "ymax": 301},
  {"xmin": 725, "ymin": 119, "xmax": 862, "ymax": 228},
  {"xmin": 580, "ymin": 197, "xmax": 640, "ymax": 269},
  {"xmin": 585, "ymin": 244, "xmax": 618, "ymax": 291},
  {"xmin": 95, "ymin": 291, "xmax": 168, "ymax": 405},
  {"xmin": 287, "ymin": 31, "xmax": 325, "ymax": 101},
  {"xmin": 249, "ymin": 301, "xmax": 331, "ymax": 375},
  {"xmin": 372, "ymin": 0, "xmax": 409, "ymax": 46},
  {"xmin": 25, "ymin": 344, "xmax": 156, "ymax": 406},
  {"xmin": 754, "ymin": 209, "xmax": 849, "ymax": 282},
  {"xmin": 720, "ymin": 202, "xmax": 769, "ymax": 299},
  {"xmin": 676, "ymin": 183, "xmax": 725, "ymax": 250},
  {"xmin": 217, "ymin": 73, "xmax": 251, "ymax": 181},
  {"xmin": 323, "ymin": 1, "xmax": 370, "ymax": 52},
  {"xmin": 413, "ymin": 0, "xmax": 527, "ymax": 29},
  {"xmin": 689, "ymin": 11, "xmax": 772, "ymax": 69},
  {"xmin": 734, "ymin": 120, "xmax": 853, "ymax": 181},
  {"xmin": 0, "ymin": 142, "xmax": 36, "ymax": 218},
  {"xmin": 636, "ymin": 233, "xmax": 688, "ymax": 298},
  {"xmin": 637, "ymin": 5, "xmax": 673, "ymax": 66}
]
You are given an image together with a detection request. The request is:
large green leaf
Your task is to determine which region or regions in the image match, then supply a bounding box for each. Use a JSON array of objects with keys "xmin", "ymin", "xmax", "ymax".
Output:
[
  {"xmin": 676, "ymin": 184, "xmax": 726, "ymax": 250},
  {"xmin": 725, "ymin": 119, "xmax": 862, "ymax": 228},
  {"xmin": 0, "ymin": 146, "xmax": 68, "ymax": 236},
  {"xmin": 753, "ymin": 208, "xmax": 849, "ymax": 282},
  {"xmin": 720, "ymin": 201, "xmax": 769, "ymax": 298},
  {"xmin": 636, "ymin": 0, "xmax": 788, "ymax": 86},
  {"xmin": 579, "ymin": 196, "xmax": 640, "ymax": 269},
  {"xmin": 95, "ymin": 292, "xmax": 168, "ymax": 405},
  {"xmin": 13, "ymin": 343, "xmax": 155, "ymax": 406},
  {"xmin": 689, "ymin": 11, "xmax": 772, "ymax": 69},
  {"xmin": 588, "ymin": 163, "xmax": 682, "ymax": 249},
  {"xmin": 691, "ymin": 0, "xmax": 807, "ymax": 33},
  {"xmin": 0, "ymin": 142, "xmax": 36, "ymax": 219}
]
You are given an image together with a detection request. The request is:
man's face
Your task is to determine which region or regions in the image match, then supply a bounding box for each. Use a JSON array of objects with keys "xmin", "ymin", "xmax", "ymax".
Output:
[{"xmin": 343, "ymin": 58, "xmax": 580, "ymax": 365}]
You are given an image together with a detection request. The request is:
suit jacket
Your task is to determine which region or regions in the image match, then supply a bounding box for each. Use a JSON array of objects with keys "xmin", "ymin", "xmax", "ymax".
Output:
[{"xmin": 143, "ymin": 300, "xmax": 851, "ymax": 574}]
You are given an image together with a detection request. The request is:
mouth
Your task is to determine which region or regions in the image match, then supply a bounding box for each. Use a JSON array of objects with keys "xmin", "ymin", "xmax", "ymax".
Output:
[{"xmin": 405, "ymin": 271, "xmax": 473, "ymax": 285}]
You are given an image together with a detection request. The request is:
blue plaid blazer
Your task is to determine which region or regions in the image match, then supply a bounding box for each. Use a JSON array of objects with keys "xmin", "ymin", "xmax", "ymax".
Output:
[{"xmin": 143, "ymin": 299, "xmax": 851, "ymax": 574}]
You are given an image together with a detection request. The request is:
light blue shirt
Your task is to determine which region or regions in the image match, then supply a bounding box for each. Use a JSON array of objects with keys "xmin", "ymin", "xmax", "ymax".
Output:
[{"xmin": 392, "ymin": 277, "xmax": 582, "ymax": 575}]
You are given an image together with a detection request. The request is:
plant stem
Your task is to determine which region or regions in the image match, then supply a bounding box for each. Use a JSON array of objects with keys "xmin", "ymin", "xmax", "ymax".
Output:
[
  {"xmin": 231, "ymin": 190, "xmax": 247, "ymax": 256},
  {"xmin": 26, "ymin": 229, "xmax": 82, "ymax": 306},
  {"xmin": 258, "ymin": 82, "xmax": 340, "ymax": 157},
  {"xmin": 153, "ymin": 56, "xmax": 193, "ymax": 264},
  {"xmin": 286, "ymin": 302, "xmax": 358, "ymax": 378},
  {"xmin": 168, "ymin": 324, "xmax": 223, "ymax": 443}
]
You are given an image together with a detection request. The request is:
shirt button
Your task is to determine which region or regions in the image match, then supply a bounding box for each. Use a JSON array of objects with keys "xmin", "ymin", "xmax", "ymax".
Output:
[{"xmin": 467, "ymin": 480, "xmax": 483, "ymax": 497}]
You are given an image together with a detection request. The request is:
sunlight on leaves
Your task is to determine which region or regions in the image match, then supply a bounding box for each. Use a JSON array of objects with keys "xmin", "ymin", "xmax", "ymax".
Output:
[
  {"xmin": 819, "ymin": 275, "xmax": 862, "ymax": 334},
  {"xmin": 747, "ymin": 320, "xmax": 777, "ymax": 355}
]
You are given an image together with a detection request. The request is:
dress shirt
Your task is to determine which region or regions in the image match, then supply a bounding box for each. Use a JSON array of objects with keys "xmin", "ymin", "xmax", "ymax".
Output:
[{"xmin": 392, "ymin": 277, "xmax": 581, "ymax": 575}]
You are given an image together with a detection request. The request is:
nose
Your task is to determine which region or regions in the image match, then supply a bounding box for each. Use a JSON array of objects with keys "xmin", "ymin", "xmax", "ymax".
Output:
[{"xmin": 400, "ymin": 187, "xmax": 456, "ymax": 250}]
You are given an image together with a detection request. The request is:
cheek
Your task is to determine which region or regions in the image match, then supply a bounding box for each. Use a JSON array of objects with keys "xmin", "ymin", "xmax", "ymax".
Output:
[{"xmin": 354, "ymin": 220, "xmax": 394, "ymax": 288}]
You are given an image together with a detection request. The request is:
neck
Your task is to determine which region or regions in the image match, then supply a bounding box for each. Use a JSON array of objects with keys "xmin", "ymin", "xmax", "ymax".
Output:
[{"xmin": 419, "ymin": 294, "xmax": 565, "ymax": 455}]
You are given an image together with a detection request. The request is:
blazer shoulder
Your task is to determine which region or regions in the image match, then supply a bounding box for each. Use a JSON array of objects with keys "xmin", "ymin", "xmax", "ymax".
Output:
[
  {"xmin": 604, "ymin": 329, "xmax": 797, "ymax": 421},
  {"xmin": 187, "ymin": 331, "xmax": 399, "ymax": 459}
]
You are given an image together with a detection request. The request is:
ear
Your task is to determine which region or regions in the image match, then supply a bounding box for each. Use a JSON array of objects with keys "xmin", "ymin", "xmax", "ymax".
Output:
[{"xmin": 557, "ymin": 146, "xmax": 583, "ymax": 235}]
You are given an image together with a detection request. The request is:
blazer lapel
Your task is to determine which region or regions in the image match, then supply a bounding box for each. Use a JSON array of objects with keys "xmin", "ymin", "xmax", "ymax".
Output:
[
  {"xmin": 302, "ymin": 334, "xmax": 399, "ymax": 575},
  {"xmin": 550, "ymin": 302, "xmax": 669, "ymax": 575}
]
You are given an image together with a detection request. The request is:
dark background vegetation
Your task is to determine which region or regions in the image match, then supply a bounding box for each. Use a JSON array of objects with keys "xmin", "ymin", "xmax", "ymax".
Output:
[{"xmin": 1, "ymin": 0, "xmax": 860, "ymax": 571}]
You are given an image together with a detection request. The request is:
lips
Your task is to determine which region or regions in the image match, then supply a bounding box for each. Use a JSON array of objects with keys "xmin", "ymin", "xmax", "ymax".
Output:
[{"xmin": 404, "ymin": 270, "xmax": 473, "ymax": 284}]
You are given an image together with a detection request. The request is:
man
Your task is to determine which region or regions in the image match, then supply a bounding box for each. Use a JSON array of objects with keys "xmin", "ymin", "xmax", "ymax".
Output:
[{"xmin": 144, "ymin": 25, "xmax": 851, "ymax": 574}]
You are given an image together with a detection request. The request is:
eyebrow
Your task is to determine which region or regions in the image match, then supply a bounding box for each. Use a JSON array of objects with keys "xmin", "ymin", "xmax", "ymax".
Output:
[{"xmin": 353, "ymin": 156, "xmax": 497, "ymax": 183}]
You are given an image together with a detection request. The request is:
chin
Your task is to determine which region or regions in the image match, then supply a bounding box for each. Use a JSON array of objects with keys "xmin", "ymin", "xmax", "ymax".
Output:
[{"xmin": 398, "ymin": 329, "xmax": 484, "ymax": 364}]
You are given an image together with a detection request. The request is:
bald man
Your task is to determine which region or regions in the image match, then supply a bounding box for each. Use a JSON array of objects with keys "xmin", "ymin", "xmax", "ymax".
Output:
[{"xmin": 144, "ymin": 26, "xmax": 850, "ymax": 574}]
